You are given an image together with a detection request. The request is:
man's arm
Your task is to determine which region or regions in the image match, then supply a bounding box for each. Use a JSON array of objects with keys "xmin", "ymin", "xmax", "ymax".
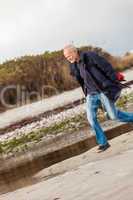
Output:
[
  {"xmin": 69, "ymin": 63, "xmax": 87, "ymax": 96},
  {"xmin": 75, "ymin": 74, "xmax": 87, "ymax": 97}
]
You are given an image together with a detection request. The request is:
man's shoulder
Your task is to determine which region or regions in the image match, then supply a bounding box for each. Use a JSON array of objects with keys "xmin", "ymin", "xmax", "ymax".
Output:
[
  {"xmin": 83, "ymin": 50, "xmax": 98, "ymax": 55},
  {"xmin": 80, "ymin": 50, "xmax": 97, "ymax": 56},
  {"xmin": 80, "ymin": 51, "xmax": 99, "ymax": 65},
  {"xmin": 81, "ymin": 50, "xmax": 99, "ymax": 60}
]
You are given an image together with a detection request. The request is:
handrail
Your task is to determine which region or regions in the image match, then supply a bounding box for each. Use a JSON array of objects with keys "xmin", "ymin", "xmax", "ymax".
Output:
[{"xmin": 123, "ymin": 80, "xmax": 133, "ymax": 87}]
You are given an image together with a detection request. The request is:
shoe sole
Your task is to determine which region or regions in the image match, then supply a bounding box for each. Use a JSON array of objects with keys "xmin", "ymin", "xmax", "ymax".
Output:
[{"xmin": 97, "ymin": 144, "xmax": 111, "ymax": 153}]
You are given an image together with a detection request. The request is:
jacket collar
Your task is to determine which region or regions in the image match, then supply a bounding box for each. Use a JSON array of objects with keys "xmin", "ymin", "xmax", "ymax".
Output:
[
  {"xmin": 69, "ymin": 50, "xmax": 92, "ymax": 69},
  {"xmin": 69, "ymin": 50, "xmax": 85, "ymax": 67},
  {"xmin": 77, "ymin": 50, "xmax": 85, "ymax": 63}
]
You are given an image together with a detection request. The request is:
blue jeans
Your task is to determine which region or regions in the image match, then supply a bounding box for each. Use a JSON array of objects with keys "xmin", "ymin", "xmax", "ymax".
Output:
[{"xmin": 86, "ymin": 92, "xmax": 133, "ymax": 145}]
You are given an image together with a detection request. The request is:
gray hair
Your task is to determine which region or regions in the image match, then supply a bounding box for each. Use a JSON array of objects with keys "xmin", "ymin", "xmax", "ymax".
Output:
[{"xmin": 63, "ymin": 44, "xmax": 77, "ymax": 52}]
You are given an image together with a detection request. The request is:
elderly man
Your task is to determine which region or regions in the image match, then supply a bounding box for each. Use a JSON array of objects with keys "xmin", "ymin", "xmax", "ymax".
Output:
[{"xmin": 63, "ymin": 44, "xmax": 133, "ymax": 152}]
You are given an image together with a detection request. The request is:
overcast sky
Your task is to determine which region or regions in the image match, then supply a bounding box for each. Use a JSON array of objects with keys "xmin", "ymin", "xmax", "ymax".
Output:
[{"xmin": 0, "ymin": 0, "xmax": 133, "ymax": 63}]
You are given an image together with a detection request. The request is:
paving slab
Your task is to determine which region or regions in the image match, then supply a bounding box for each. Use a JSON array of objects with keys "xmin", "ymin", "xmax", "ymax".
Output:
[{"xmin": 1, "ymin": 130, "xmax": 133, "ymax": 200}]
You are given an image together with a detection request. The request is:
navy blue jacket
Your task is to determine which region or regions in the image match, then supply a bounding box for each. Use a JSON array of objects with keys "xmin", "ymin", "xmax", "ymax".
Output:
[{"xmin": 69, "ymin": 51, "xmax": 123, "ymax": 101}]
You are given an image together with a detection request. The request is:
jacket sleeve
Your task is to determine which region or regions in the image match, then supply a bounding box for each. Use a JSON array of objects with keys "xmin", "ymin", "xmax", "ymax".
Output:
[
  {"xmin": 69, "ymin": 63, "xmax": 87, "ymax": 97},
  {"xmin": 75, "ymin": 74, "xmax": 87, "ymax": 97}
]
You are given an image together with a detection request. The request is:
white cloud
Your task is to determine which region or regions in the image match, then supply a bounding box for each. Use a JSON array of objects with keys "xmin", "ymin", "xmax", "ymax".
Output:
[{"xmin": 0, "ymin": 0, "xmax": 133, "ymax": 62}]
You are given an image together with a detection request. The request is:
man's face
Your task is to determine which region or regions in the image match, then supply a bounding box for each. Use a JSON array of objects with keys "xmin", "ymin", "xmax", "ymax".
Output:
[{"xmin": 63, "ymin": 49, "xmax": 79, "ymax": 63}]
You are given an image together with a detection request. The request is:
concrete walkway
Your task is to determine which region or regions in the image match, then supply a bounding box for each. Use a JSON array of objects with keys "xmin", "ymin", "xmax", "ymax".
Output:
[
  {"xmin": 1, "ymin": 130, "xmax": 133, "ymax": 200},
  {"xmin": 0, "ymin": 69, "xmax": 132, "ymax": 129}
]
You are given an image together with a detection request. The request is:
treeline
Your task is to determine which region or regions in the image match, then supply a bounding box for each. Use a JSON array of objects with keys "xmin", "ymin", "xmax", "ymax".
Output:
[{"xmin": 0, "ymin": 46, "xmax": 132, "ymax": 112}]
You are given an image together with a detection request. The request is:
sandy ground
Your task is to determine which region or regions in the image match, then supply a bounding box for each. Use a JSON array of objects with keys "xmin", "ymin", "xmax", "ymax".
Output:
[{"xmin": 1, "ymin": 129, "xmax": 133, "ymax": 200}]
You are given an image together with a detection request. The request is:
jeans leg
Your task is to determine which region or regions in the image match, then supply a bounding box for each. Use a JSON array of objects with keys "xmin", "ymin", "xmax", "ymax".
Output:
[
  {"xmin": 100, "ymin": 92, "xmax": 133, "ymax": 122},
  {"xmin": 115, "ymin": 109, "xmax": 133, "ymax": 122},
  {"xmin": 100, "ymin": 93, "xmax": 117, "ymax": 120},
  {"xmin": 86, "ymin": 94, "xmax": 108, "ymax": 145}
]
